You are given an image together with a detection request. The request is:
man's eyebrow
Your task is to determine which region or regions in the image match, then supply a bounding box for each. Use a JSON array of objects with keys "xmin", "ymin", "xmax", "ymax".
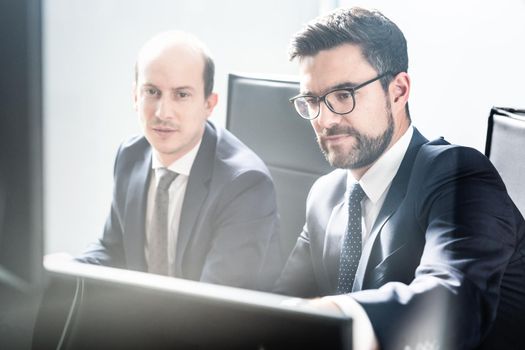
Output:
[
  {"xmin": 300, "ymin": 81, "xmax": 358, "ymax": 96},
  {"xmin": 171, "ymin": 86, "xmax": 195, "ymax": 92},
  {"xmin": 299, "ymin": 89, "xmax": 316, "ymax": 96},
  {"xmin": 140, "ymin": 83, "xmax": 158, "ymax": 88},
  {"xmin": 139, "ymin": 83, "xmax": 195, "ymax": 92},
  {"xmin": 331, "ymin": 81, "xmax": 358, "ymax": 90}
]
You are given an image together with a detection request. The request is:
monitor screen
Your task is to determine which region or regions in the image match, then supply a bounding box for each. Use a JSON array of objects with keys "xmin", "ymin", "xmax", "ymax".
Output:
[
  {"xmin": 36, "ymin": 259, "xmax": 352, "ymax": 349},
  {"xmin": 0, "ymin": 0, "xmax": 44, "ymax": 347},
  {"xmin": 0, "ymin": 0, "xmax": 43, "ymax": 294}
]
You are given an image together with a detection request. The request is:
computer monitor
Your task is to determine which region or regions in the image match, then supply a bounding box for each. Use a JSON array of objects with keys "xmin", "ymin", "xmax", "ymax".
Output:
[
  {"xmin": 0, "ymin": 0, "xmax": 44, "ymax": 348},
  {"xmin": 226, "ymin": 73, "xmax": 332, "ymax": 260},
  {"xmin": 35, "ymin": 259, "xmax": 352, "ymax": 349},
  {"xmin": 0, "ymin": 0, "xmax": 44, "ymax": 295}
]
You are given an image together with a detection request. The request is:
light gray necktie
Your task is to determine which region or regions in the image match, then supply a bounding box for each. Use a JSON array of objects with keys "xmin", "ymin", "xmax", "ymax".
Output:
[
  {"xmin": 148, "ymin": 168, "xmax": 178, "ymax": 275},
  {"xmin": 337, "ymin": 183, "xmax": 366, "ymax": 293}
]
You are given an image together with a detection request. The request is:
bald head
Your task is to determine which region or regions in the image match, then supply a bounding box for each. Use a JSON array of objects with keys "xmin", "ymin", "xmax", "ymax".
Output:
[{"xmin": 135, "ymin": 31, "xmax": 215, "ymax": 97}]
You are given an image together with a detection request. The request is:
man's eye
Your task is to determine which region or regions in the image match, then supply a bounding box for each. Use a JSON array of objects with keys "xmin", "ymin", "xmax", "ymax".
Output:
[
  {"xmin": 335, "ymin": 91, "xmax": 352, "ymax": 101},
  {"xmin": 176, "ymin": 91, "xmax": 191, "ymax": 99},
  {"xmin": 144, "ymin": 88, "xmax": 159, "ymax": 96},
  {"xmin": 304, "ymin": 97, "xmax": 318, "ymax": 106}
]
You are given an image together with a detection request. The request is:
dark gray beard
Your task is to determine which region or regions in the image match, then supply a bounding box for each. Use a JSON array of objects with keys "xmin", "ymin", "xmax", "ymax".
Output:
[{"xmin": 318, "ymin": 111, "xmax": 395, "ymax": 169}]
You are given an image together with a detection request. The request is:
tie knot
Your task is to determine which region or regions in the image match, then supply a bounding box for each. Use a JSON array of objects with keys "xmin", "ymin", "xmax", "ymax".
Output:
[
  {"xmin": 349, "ymin": 183, "xmax": 366, "ymax": 206},
  {"xmin": 157, "ymin": 168, "xmax": 178, "ymax": 191}
]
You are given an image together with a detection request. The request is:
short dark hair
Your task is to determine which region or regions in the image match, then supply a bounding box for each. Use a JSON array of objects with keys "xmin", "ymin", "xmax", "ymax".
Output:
[
  {"xmin": 202, "ymin": 53, "xmax": 215, "ymax": 98},
  {"xmin": 290, "ymin": 7, "xmax": 408, "ymax": 92}
]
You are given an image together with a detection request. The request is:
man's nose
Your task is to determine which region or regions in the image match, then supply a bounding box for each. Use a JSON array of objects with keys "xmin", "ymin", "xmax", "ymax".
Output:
[
  {"xmin": 154, "ymin": 96, "xmax": 174, "ymax": 120},
  {"xmin": 315, "ymin": 100, "xmax": 341, "ymax": 129}
]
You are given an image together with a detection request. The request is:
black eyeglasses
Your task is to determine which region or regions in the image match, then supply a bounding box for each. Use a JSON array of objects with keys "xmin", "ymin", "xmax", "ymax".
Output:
[{"xmin": 289, "ymin": 72, "xmax": 392, "ymax": 120}]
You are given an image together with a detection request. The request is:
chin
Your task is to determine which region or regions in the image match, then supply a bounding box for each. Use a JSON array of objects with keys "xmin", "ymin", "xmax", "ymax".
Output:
[{"xmin": 326, "ymin": 149, "xmax": 364, "ymax": 169}]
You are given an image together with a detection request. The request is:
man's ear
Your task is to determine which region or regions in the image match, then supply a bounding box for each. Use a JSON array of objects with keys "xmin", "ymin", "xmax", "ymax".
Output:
[
  {"xmin": 132, "ymin": 82, "xmax": 138, "ymax": 112},
  {"xmin": 389, "ymin": 72, "xmax": 410, "ymax": 114},
  {"xmin": 204, "ymin": 92, "xmax": 218, "ymax": 118}
]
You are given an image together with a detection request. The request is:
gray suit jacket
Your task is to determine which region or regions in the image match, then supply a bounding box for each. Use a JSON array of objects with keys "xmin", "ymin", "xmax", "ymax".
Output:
[
  {"xmin": 78, "ymin": 122, "xmax": 282, "ymax": 291},
  {"xmin": 275, "ymin": 128, "xmax": 525, "ymax": 349}
]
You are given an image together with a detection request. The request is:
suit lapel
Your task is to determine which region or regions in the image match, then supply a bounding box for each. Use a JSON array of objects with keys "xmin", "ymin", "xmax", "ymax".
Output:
[
  {"xmin": 323, "ymin": 175, "xmax": 348, "ymax": 292},
  {"xmin": 352, "ymin": 128, "xmax": 428, "ymax": 292},
  {"xmin": 175, "ymin": 123, "xmax": 216, "ymax": 276},
  {"xmin": 123, "ymin": 145, "xmax": 152, "ymax": 271}
]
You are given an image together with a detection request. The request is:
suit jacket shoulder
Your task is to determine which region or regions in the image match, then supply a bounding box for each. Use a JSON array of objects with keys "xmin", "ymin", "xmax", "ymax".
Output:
[
  {"xmin": 176, "ymin": 122, "xmax": 281, "ymax": 290},
  {"xmin": 212, "ymin": 122, "xmax": 273, "ymax": 179}
]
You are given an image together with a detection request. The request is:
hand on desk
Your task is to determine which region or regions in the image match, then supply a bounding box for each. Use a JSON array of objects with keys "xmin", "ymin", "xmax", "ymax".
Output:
[{"xmin": 306, "ymin": 297, "xmax": 345, "ymax": 315}]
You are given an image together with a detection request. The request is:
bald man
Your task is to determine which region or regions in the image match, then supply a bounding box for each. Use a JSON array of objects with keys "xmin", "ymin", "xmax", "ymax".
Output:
[{"xmin": 77, "ymin": 32, "xmax": 281, "ymax": 291}]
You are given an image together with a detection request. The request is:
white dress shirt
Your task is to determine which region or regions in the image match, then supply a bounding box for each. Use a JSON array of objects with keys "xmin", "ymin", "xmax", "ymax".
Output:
[
  {"xmin": 326, "ymin": 125, "xmax": 414, "ymax": 350},
  {"xmin": 349, "ymin": 125, "xmax": 414, "ymax": 245},
  {"xmin": 144, "ymin": 141, "xmax": 201, "ymax": 277}
]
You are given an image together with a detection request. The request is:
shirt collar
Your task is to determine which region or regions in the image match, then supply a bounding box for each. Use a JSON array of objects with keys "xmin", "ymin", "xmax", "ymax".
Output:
[
  {"xmin": 347, "ymin": 125, "xmax": 414, "ymax": 203},
  {"xmin": 151, "ymin": 140, "xmax": 202, "ymax": 177}
]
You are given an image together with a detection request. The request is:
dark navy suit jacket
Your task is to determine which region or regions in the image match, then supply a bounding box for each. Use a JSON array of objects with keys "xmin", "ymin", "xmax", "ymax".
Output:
[
  {"xmin": 275, "ymin": 128, "xmax": 525, "ymax": 349},
  {"xmin": 78, "ymin": 122, "xmax": 282, "ymax": 292}
]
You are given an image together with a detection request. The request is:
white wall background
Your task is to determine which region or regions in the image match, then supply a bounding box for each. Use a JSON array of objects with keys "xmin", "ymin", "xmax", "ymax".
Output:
[
  {"xmin": 337, "ymin": 0, "xmax": 525, "ymax": 147},
  {"xmin": 44, "ymin": 0, "xmax": 525, "ymax": 255},
  {"xmin": 44, "ymin": 0, "xmax": 320, "ymax": 254}
]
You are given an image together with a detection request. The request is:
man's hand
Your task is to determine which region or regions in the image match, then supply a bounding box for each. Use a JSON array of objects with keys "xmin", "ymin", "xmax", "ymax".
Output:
[{"xmin": 306, "ymin": 297, "xmax": 345, "ymax": 316}]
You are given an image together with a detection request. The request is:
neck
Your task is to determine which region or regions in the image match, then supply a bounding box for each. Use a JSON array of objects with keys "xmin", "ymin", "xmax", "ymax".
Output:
[
  {"xmin": 350, "ymin": 164, "xmax": 372, "ymax": 181},
  {"xmin": 350, "ymin": 118, "xmax": 410, "ymax": 181}
]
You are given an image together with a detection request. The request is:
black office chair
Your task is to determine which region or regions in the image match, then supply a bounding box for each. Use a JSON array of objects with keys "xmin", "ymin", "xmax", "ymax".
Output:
[
  {"xmin": 485, "ymin": 107, "xmax": 525, "ymax": 216},
  {"xmin": 226, "ymin": 73, "xmax": 333, "ymax": 261}
]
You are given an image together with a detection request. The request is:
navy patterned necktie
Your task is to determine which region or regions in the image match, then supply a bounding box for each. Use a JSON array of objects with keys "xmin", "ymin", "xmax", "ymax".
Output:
[
  {"xmin": 148, "ymin": 168, "xmax": 178, "ymax": 275},
  {"xmin": 337, "ymin": 183, "xmax": 366, "ymax": 293}
]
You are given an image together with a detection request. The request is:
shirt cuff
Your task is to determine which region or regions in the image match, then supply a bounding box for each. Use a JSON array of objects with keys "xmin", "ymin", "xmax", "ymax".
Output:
[{"xmin": 323, "ymin": 295, "xmax": 379, "ymax": 350}]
